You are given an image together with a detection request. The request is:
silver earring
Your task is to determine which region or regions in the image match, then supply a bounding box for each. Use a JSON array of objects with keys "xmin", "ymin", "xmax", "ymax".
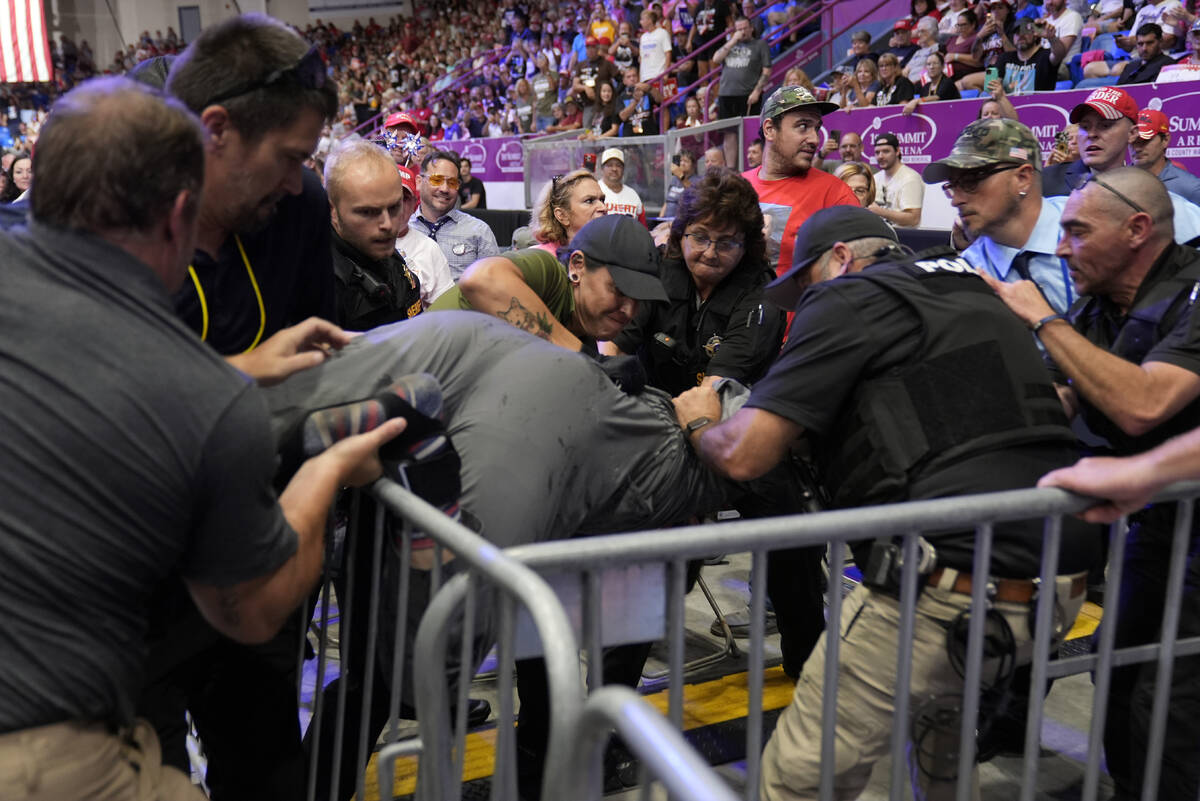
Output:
[
  {"xmin": 568, "ymin": 274, "xmax": 579, "ymax": 282},
  {"xmin": 1018, "ymin": 190, "xmax": 1028, "ymax": 198}
]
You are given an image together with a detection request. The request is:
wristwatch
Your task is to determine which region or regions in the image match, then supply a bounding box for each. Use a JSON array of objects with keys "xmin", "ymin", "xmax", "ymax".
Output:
[{"xmin": 685, "ymin": 416, "xmax": 713, "ymax": 434}]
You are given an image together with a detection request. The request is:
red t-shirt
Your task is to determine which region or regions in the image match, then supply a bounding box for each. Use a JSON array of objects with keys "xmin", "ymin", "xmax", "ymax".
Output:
[{"xmin": 742, "ymin": 166, "xmax": 860, "ymax": 277}]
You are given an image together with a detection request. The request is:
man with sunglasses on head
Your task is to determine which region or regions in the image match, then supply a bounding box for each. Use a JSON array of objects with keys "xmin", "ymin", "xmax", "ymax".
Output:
[
  {"xmin": 411, "ymin": 149, "xmax": 500, "ymax": 280},
  {"xmin": 136, "ymin": 15, "xmax": 350, "ymax": 801},
  {"xmin": 981, "ymin": 166, "xmax": 1200, "ymax": 801},
  {"xmin": 673, "ymin": 203, "xmax": 1098, "ymax": 800}
]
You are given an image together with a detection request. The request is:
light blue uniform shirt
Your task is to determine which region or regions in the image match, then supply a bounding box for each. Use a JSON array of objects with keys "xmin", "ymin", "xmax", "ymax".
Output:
[{"xmin": 963, "ymin": 195, "xmax": 1075, "ymax": 314}]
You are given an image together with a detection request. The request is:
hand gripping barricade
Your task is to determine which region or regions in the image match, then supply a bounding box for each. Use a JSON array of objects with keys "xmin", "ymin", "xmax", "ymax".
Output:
[{"xmin": 504, "ymin": 480, "xmax": 1200, "ymax": 801}]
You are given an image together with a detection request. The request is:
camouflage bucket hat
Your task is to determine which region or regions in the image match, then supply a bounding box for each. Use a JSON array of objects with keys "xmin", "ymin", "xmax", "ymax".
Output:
[
  {"xmin": 924, "ymin": 118, "xmax": 1042, "ymax": 183},
  {"xmin": 760, "ymin": 85, "xmax": 839, "ymax": 122}
]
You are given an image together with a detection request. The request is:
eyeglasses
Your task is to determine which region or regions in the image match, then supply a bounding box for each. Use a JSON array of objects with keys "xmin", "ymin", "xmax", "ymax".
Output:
[
  {"xmin": 201, "ymin": 46, "xmax": 327, "ymax": 107},
  {"xmin": 1077, "ymin": 174, "xmax": 1149, "ymax": 216},
  {"xmin": 684, "ymin": 232, "xmax": 745, "ymax": 255},
  {"xmin": 940, "ymin": 163, "xmax": 1021, "ymax": 197},
  {"xmin": 423, "ymin": 173, "xmax": 461, "ymax": 190}
]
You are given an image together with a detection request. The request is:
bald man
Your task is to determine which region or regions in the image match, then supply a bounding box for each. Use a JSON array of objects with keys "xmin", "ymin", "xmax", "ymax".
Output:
[
  {"xmin": 983, "ymin": 167, "xmax": 1200, "ymax": 800},
  {"xmin": 325, "ymin": 135, "xmax": 423, "ymax": 331}
]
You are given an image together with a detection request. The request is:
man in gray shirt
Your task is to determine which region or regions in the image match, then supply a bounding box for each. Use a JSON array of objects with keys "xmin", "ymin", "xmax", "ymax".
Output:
[
  {"xmin": 714, "ymin": 16, "xmax": 773, "ymax": 118},
  {"xmin": 0, "ymin": 77, "xmax": 400, "ymax": 801},
  {"xmin": 411, "ymin": 149, "xmax": 501, "ymax": 280}
]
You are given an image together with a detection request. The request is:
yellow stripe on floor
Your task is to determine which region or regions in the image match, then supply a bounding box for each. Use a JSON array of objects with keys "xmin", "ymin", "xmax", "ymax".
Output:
[
  {"xmin": 357, "ymin": 607, "xmax": 1103, "ymax": 800},
  {"xmin": 360, "ymin": 727, "xmax": 499, "ymax": 800},
  {"xmin": 1068, "ymin": 601, "xmax": 1103, "ymax": 640},
  {"xmin": 357, "ymin": 667, "xmax": 795, "ymax": 800}
]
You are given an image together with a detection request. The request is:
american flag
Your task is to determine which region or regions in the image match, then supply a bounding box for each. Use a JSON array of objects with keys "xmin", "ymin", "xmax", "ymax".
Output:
[{"xmin": 1, "ymin": 0, "xmax": 53, "ymax": 84}]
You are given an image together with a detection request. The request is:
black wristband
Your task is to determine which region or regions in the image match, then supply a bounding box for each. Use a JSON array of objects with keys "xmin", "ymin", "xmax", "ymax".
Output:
[{"xmin": 1032, "ymin": 312, "xmax": 1067, "ymax": 334}]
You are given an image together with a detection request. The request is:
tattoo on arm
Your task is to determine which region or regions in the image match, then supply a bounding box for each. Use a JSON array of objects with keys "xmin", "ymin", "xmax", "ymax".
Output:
[{"xmin": 497, "ymin": 297, "xmax": 555, "ymax": 339}]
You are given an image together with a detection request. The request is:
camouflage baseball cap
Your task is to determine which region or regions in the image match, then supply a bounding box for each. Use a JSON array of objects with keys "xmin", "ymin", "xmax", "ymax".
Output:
[
  {"xmin": 924, "ymin": 118, "xmax": 1042, "ymax": 183},
  {"xmin": 760, "ymin": 85, "xmax": 839, "ymax": 123}
]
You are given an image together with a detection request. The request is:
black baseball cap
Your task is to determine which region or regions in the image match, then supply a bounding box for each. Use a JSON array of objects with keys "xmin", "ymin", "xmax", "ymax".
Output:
[
  {"xmin": 874, "ymin": 132, "xmax": 900, "ymax": 149},
  {"xmin": 567, "ymin": 215, "xmax": 668, "ymax": 302},
  {"xmin": 765, "ymin": 205, "xmax": 898, "ymax": 308}
]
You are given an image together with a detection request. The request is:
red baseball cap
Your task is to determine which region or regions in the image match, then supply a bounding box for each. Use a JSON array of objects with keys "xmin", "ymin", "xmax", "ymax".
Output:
[
  {"xmin": 585, "ymin": 35, "xmax": 599, "ymax": 46},
  {"xmin": 384, "ymin": 110, "xmax": 425, "ymax": 135},
  {"xmin": 892, "ymin": 19, "xmax": 913, "ymax": 31},
  {"xmin": 396, "ymin": 163, "xmax": 418, "ymax": 197},
  {"xmin": 598, "ymin": 35, "xmax": 612, "ymax": 45},
  {"xmin": 1069, "ymin": 86, "xmax": 1138, "ymax": 124},
  {"xmin": 1136, "ymin": 108, "xmax": 1170, "ymax": 139}
]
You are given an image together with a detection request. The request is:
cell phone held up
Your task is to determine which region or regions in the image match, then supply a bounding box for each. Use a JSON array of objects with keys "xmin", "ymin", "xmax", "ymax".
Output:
[{"xmin": 984, "ymin": 66, "xmax": 1000, "ymax": 88}]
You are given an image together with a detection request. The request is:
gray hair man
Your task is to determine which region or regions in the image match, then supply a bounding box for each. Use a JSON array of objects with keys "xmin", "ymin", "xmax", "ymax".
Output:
[
  {"xmin": 0, "ymin": 76, "xmax": 399, "ymax": 801},
  {"xmin": 981, "ymin": 167, "xmax": 1200, "ymax": 799}
]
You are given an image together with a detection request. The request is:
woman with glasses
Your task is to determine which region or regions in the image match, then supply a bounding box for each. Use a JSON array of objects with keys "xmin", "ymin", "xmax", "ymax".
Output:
[
  {"xmin": 606, "ymin": 168, "xmax": 786, "ymax": 395},
  {"xmin": 833, "ymin": 161, "xmax": 877, "ymax": 209}
]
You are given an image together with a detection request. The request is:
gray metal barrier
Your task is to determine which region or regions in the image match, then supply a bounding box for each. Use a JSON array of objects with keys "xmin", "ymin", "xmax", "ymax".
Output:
[
  {"xmin": 504, "ymin": 481, "xmax": 1200, "ymax": 801},
  {"xmin": 568, "ymin": 685, "xmax": 742, "ymax": 801},
  {"xmin": 302, "ymin": 479, "xmax": 585, "ymax": 801},
  {"xmin": 521, "ymin": 118, "xmax": 748, "ymax": 213}
]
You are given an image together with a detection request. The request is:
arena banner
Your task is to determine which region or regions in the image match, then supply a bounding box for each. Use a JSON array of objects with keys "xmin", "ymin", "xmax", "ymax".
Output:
[
  {"xmin": 437, "ymin": 135, "xmax": 529, "ymax": 182},
  {"xmin": 741, "ymin": 80, "xmax": 1200, "ymax": 175}
]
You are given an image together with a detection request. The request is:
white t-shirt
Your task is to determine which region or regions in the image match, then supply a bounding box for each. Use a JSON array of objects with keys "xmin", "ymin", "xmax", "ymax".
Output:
[
  {"xmin": 1048, "ymin": 8, "xmax": 1084, "ymax": 61},
  {"xmin": 602, "ymin": 181, "xmax": 645, "ymax": 219},
  {"xmin": 874, "ymin": 164, "xmax": 925, "ymax": 224},
  {"xmin": 397, "ymin": 226, "xmax": 455, "ymax": 307},
  {"xmin": 640, "ymin": 27, "xmax": 673, "ymax": 81},
  {"xmin": 939, "ymin": 7, "xmax": 966, "ymax": 36},
  {"xmin": 1131, "ymin": 0, "xmax": 1182, "ymax": 37}
]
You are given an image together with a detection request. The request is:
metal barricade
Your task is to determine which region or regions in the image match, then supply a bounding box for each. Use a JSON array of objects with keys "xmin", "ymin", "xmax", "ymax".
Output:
[
  {"xmin": 665, "ymin": 117, "xmax": 746, "ymax": 172},
  {"xmin": 302, "ymin": 479, "xmax": 585, "ymax": 801},
  {"xmin": 567, "ymin": 686, "xmax": 742, "ymax": 801},
  {"xmin": 522, "ymin": 133, "xmax": 669, "ymax": 212},
  {"xmin": 504, "ymin": 481, "xmax": 1200, "ymax": 801}
]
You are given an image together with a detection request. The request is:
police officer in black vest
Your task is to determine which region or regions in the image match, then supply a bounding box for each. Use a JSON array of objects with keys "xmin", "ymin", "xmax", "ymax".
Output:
[
  {"xmin": 984, "ymin": 166, "xmax": 1200, "ymax": 801},
  {"xmin": 326, "ymin": 136, "xmax": 423, "ymax": 331},
  {"xmin": 674, "ymin": 204, "xmax": 1100, "ymax": 799}
]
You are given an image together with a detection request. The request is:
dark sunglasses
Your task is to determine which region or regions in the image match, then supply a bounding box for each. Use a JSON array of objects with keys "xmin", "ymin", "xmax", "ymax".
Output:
[
  {"xmin": 940, "ymin": 163, "xmax": 1021, "ymax": 196},
  {"xmin": 200, "ymin": 46, "xmax": 327, "ymax": 107}
]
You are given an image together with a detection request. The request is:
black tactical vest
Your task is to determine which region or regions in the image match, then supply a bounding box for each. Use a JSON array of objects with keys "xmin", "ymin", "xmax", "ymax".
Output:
[
  {"xmin": 818, "ymin": 248, "xmax": 1077, "ymax": 508},
  {"xmin": 331, "ymin": 231, "xmax": 423, "ymax": 332}
]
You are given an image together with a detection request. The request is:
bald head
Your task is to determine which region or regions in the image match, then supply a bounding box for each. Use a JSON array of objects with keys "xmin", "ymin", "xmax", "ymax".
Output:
[
  {"xmin": 324, "ymin": 135, "xmax": 400, "ymax": 205},
  {"xmin": 1083, "ymin": 166, "xmax": 1173, "ymax": 243},
  {"xmin": 324, "ymin": 135, "xmax": 408, "ymax": 261}
]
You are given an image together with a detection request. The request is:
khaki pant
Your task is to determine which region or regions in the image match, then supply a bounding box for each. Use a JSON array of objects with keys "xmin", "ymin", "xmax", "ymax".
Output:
[
  {"xmin": 0, "ymin": 718, "xmax": 204, "ymax": 801},
  {"xmin": 761, "ymin": 574, "xmax": 1086, "ymax": 801}
]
